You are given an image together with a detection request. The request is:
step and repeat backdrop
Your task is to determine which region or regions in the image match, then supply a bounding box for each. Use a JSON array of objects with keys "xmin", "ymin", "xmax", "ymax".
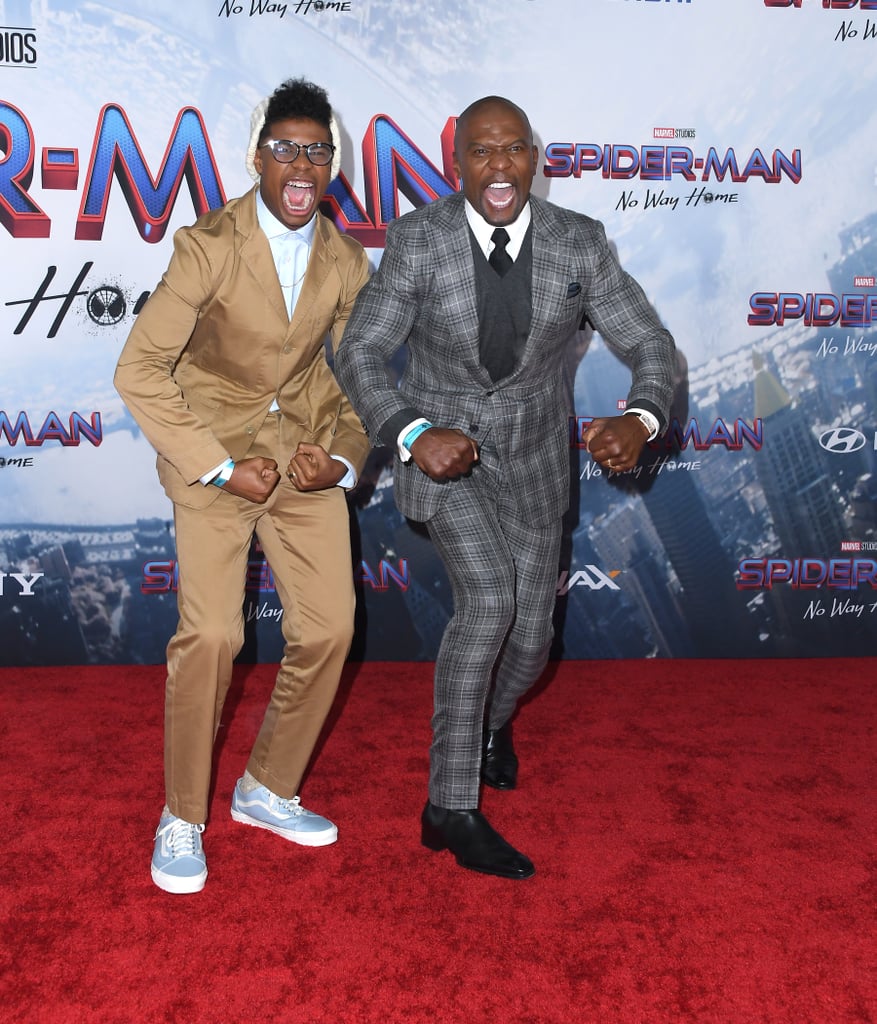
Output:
[{"xmin": 2, "ymin": 0, "xmax": 875, "ymax": 666}]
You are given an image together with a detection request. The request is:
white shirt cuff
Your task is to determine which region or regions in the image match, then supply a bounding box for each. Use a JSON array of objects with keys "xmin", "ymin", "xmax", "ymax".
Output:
[
  {"xmin": 624, "ymin": 408, "xmax": 659, "ymax": 442},
  {"xmin": 332, "ymin": 455, "xmax": 357, "ymax": 490},
  {"xmin": 200, "ymin": 457, "xmax": 233, "ymax": 486},
  {"xmin": 397, "ymin": 417, "xmax": 430, "ymax": 463}
]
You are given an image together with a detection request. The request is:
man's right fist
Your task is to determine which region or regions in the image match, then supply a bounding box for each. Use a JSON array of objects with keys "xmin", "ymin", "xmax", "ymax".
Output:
[{"xmin": 223, "ymin": 457, "xmax": 281, "ymax": 504}]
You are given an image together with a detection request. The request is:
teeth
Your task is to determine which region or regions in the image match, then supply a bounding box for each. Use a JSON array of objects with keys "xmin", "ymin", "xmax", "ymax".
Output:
[
  {"xmin": 283, "ymin": 179, "xmax": 316, "ymax": 215},
  {"xmin": 485, "ymin": 182, "xmax": 514, "ymax": 209}
]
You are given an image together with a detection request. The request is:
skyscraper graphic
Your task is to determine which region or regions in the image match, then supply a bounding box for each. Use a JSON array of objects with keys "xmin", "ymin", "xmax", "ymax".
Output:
[
  {"xmin": 640, "ymin": 464, "xmax": 760, "ymax": 657},
  {"xmin": 753, "ymin": 353, "xmax": 845, "ymax": 557},
  {"xmin": 749, "ymin": 353, "xmax": 868, "ymax": 655}
]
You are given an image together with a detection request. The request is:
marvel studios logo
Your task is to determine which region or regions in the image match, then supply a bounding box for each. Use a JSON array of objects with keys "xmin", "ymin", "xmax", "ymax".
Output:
[
  {"xmin": 0, "ymin": 26, "xmax": 37, "ymax": 67},
  {"xmin": 653, "ymin": 127, "xmax": 696, "ymax": 139},
  {"xmin": 840, "ymin": 540, "xmax": 877, "ymax": 552},
  {"xmin": 853, "ymin": 276, "xmax": 876, "ymax": 288}
]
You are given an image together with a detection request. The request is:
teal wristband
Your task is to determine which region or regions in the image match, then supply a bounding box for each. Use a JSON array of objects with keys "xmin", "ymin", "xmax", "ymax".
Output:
[
  {"xmin": 211, "ymin": 460, "xmax": 234, "ymax": 488},
  {"xmin": 402, "ymin": 421, "xmax": 433, "ymax": 450}
]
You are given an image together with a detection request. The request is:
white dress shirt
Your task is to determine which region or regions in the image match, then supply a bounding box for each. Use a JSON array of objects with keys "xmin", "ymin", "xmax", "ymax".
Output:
[{"xmin": 463, "ymin": 198, "xmax": 531, "ymax": 262}]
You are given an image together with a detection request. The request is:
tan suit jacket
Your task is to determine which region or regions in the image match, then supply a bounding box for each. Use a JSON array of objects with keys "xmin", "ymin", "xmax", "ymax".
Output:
[{"xmin": 115, "ymin": 186, "xmax": 370, "ymax": 509}]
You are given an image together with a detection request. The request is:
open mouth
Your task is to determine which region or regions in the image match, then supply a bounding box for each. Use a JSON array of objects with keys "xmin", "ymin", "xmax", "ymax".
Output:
[
  {"xmin": 282, "ymin": 179, "xmax": 316, "ymax": 217},
  {"xmin": 484, "ymin": 181, "xmax": 516, "ymax": 213}
]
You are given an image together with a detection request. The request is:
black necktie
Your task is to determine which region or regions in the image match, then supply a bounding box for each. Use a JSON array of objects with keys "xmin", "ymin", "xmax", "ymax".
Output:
[{"xmin": 488, "ymin": 228, "xmax": 513, "ymax": 277}]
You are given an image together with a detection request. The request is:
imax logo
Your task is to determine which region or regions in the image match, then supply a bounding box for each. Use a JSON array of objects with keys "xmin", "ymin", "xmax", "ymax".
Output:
[
  {"xmin": 818, "ymin": 427, "xmax": 867, "ymax": 454},
  {"xmin": 557, "ymin": 566, "xmax": 622, "ymax": 595}
]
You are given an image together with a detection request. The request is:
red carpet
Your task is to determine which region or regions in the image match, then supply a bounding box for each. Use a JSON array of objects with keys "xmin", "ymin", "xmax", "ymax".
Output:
[{"xmin": 1, "ymin": 659, "xmax": 875, "ymax": 1023}]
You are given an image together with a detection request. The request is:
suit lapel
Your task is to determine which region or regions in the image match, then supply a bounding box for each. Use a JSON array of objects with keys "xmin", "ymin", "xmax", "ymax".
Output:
[
  {"xmin": 516, "ymin": 199, "xmax": 573, "ymax": 375},
  {"xmin": 236, "ymin": 187, "xmax": 289, "ymax": 325},
  {"xmin": 289, "ymin": 214, "xmax": 334, "ymax": 336},
  {"xmin": 430, "ymin": 194, "xmax": 492, "ymax": 382}
]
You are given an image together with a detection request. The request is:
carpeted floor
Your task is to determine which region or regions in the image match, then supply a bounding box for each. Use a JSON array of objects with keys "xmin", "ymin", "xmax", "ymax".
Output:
[{"xmin": 1, "ymin": 658, "xmax": 874, "ymax": 1023}]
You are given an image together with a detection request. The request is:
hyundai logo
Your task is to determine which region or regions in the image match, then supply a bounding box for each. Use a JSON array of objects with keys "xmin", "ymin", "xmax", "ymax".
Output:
[{"xmin": 818, "ymin": 427, "xmax": 866, "ymax": 454}]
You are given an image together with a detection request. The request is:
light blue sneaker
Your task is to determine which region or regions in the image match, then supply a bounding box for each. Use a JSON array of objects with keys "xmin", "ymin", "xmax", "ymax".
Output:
[
  {"xmin": 230, "ymin": 779, "xmax": 338, "ymax": 847},
  {"xmin": 151, "ymin": 811, "xmax": 207, "ymax": 894}
]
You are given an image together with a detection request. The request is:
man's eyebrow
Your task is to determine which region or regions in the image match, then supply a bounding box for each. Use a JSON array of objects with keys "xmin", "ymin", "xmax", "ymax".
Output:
[{"xmin": 467, "ymin": 138, "xmax": 528, "ymax": 147}]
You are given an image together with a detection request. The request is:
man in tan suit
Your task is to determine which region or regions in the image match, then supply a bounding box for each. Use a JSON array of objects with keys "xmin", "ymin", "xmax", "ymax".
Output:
[{"xmin": 115, "ymin": 78, "xmax": 370, "ymax": 894}]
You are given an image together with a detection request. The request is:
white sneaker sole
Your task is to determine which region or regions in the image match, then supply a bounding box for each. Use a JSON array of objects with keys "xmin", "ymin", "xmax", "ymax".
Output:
[
  {"xmin": 151, "ymin": 863, "xmax": 207, "ymax": 894},
  {"xmin": 230, "ymin": 806, "xmax": 338, "ymax": 847}
]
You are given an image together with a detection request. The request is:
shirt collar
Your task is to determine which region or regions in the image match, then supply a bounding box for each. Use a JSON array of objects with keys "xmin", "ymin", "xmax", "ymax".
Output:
[
  {"xmin": 464, "ymin": 198, "xmax": 531, "ymax": 260},
  {"xmin": 256, "ymin": 190, "xmax": 317, "ymax": 246}
]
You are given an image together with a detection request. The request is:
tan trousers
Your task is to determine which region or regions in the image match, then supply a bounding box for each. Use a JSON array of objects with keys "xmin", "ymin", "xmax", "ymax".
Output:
[{"xmin": 164, "ymin": 415, "xmax": 355, "ymax": 824}]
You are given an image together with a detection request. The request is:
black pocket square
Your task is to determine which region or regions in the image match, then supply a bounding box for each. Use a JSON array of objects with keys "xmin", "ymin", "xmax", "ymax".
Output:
[{"xmin": 566, "ymin": 282, "xmax": 581, "ymax": 297}]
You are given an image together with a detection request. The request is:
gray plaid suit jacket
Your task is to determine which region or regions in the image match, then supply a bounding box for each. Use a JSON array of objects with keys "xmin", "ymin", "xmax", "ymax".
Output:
[{"xmin": 335, "ymin": 192, "xmax": 675, "ymax": 527}]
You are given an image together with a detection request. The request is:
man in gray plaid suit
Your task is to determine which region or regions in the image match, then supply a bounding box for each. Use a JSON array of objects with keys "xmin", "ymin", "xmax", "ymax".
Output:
[{"xmin": 335, "ymin": 96, "xmax": 675, "ymax": 879}]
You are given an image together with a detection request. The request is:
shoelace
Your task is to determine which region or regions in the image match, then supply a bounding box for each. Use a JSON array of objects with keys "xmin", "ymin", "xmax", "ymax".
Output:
[
  {"xmin": 158, "ymin": 818, "xmax": 205, "ymax": 856},
  {"xmin": 272, "ymin": 794, "xmax": 305, "ymax": 816}
]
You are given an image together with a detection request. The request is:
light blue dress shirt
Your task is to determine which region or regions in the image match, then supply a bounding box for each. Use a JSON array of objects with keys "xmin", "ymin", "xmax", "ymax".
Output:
[{"xmin": 257, "ymin": 191, "xmax": 315, "ymax": 318}]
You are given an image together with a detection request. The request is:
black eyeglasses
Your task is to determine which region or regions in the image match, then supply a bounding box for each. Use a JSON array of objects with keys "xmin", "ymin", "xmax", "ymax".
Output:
[{"xmin": 260, "ymin": 139, "xmax": 335, "ymax": 167}]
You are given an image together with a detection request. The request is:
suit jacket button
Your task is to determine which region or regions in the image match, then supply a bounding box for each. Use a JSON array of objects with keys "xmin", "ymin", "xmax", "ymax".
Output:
[{"xmin": 469, "ymin": 423, "xmax": 479, "ymax": 432}]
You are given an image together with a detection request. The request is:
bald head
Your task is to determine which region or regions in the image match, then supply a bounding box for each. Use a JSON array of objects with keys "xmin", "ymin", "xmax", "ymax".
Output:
[
  {"xmin": 454, "ymin": 96, "xmax": 533, "ymax": 152},
  {"xmin": 452, "ymin": 95, "xmax": 538, "ymax": 226}
]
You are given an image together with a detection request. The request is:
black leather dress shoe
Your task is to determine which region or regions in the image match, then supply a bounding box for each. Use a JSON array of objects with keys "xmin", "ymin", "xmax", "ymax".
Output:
[
  {"xmin": 481, "ymin": 723, "xmax": 518, "ymax": 790},
  {"xmin": 420, "ymin": 801, "xmax": 535, "ymax": 879}
]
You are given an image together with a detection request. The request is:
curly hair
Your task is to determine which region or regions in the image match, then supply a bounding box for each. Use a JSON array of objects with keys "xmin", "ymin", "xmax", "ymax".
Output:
[{"xmin": 259, "ymin": 78, "xmax": 333, "ymax": 142}]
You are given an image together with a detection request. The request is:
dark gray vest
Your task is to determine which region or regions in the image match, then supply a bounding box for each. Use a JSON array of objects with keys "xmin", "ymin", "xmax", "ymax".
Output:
[{"xmin": 470, "ymin": 225, "xmax": 533, "ymax": 382}]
